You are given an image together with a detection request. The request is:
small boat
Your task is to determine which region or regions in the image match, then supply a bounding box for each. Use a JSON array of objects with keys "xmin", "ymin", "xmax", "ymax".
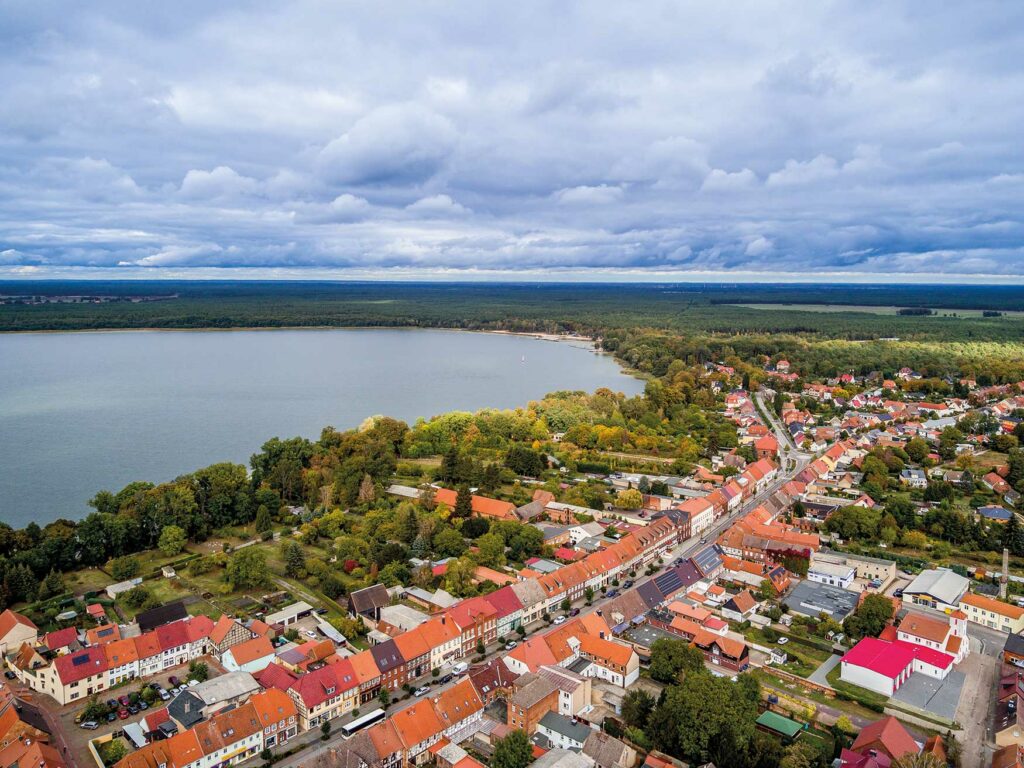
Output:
[{"xmin": 521, "ymin": 355, "xmax": 526, "ymax": 363}]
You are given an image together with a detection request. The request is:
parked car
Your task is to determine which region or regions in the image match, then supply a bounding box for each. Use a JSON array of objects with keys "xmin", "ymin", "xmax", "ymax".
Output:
[
  {"xmin": 80, "ymin": 721, "xmax": 99, "ymax": 731},
  {"xmin": 452, "ymin": 662, "xmax": 469, "ymax": 675},
  {"xmin": 622, "ymin": 580, "xmax": 634, "ymax": 589},
  {"xmin": 606, "ymin": 589, "xmax": 619, "ymax": 598},
  {"xmin": 3, "ymin": 671, "xmax": 15, "ymax": 680},
  {"xmin": 127, "ymin": 704, "xmax": 139, "ymax": 715},
  {"xmin": 117, "ymin": 709, "xmax": 129, "ymax": 720},
  {"xmin": 118, "ymin": 695, "xmax": 131, "ymax": 707},
  {"xmin": 138, "ymin": 700, "xmax": 149, "ymax": 710},
  {"xmin": 413, "ymin": 686, "xmax": 431, "ymax": 697},
  {"xmin": 304, "ymin": 630, "xmax": 318, "ymax": 639},
  {"xmin": 569, "ymin": 608, "xmax": 580, "ymax": 616},
  {"xmin": 168, "ymin": 676, "xmax": 181, "ymax": 687},
  {"xmin": 438, "ymin": 672, "xmax": 454, "ymax": 684},
  {"xmin": 106, "ymin": 712, "xmax": 117, "ymax": 723},
  {"xmin": 105, "ymin": 699, "xmax": 117, "ymax": 710},
  {"xmin": 504, "ymin": 641, "xmax": 518, "ymax": 650},
  {"xmin": 777, "ymin": 637, "xmax": 789, "ymax": 645},
  {"xmin": 553, "ymin": 616, "xmax": 567, "ymax": 625},
  {"xmin": 699, "ymin": 538, "xmax": 707, "ymax": 545},
  {"xmin": 893, "ymin": 588, "xmax": 904, "ymax": 597},
  {"xmin": 187, "ymin": 679, "xmax": 199, "ymax": 687}
]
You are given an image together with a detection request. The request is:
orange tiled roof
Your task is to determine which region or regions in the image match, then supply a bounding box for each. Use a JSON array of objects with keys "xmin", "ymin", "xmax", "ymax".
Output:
[
  {"xmin": 961, "ymin": 592, "xmax": 1024, "ymax": 620},
  {"xmin": 390, "ymin": 701, "xmax": 445, "ymax": 749}
]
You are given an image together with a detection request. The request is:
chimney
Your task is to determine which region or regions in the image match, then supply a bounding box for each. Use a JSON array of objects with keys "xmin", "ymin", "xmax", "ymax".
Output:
[{"xmin": 1002, "ymin": 548, "xmax": 1010, "ymax": 600}]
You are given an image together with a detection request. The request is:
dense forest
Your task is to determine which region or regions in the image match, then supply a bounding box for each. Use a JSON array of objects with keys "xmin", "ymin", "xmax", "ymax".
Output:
[{"xmin": 5, "ymin": 281, "xmax": 1024, "ymax": 384}]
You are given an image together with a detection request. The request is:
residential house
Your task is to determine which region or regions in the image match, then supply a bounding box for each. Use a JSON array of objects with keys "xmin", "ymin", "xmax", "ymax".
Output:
[
  {"xmin": 960, "ymin": 593, "xmax": 1024, "ymax": 634},
  {"xmin": 222, "ymin": 636, "xmax": 275, "ymax": 674},
  {"xmin": 0, "ymin": 611, "xmax": 37, "ymax": 656}
]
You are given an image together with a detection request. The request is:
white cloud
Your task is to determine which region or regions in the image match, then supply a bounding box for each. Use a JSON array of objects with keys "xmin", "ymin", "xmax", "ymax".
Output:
[
  {"xmin": 316, "ymin": 104, "xmax": 458, "ymax": 185},
  {"xmin": 701, "ymin": 168, "xmax": 757, "ymax": 192},
  {"xmin": 0, "ymin": 3, "xmax": 1022, "ymax": 278},
  {"xmin": 179, "ymin": 166, "xmax": 259, "ymax": 200},
  {"xmin": 554, "ymin": 184, "xmax": 624, "ymax": 205},
  {"xmin": 766, "ymin": 154, "xmax": 840, "ymax": 187},
  {"xmin": 744, "ymin": 236, "xmax": 774, "ymax": 257},
  {"xmin": 406, "ymin": 194, "xmax": 470, "ymax": 216}
]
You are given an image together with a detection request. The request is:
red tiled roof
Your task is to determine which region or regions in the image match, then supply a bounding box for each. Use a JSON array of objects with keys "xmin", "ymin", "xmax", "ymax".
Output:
[
  {"xmin": 851, "ymin": 716, "xmax": 919, "ymax": 760},
  {"xmin": 55, "ymin": 646, "xmax": 107, "ymax": 685},
  {"xmin": 155, "ymin": 620, "xmax": 189, "ymax": 651},
  {"xmin": 44, "ymin": 626, "xmax": 78, "ymax": 651}
]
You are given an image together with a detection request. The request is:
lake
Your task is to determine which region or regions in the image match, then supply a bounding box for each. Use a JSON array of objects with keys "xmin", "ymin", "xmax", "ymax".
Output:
[{"xmin": 0, "ymin": 328, "xmax": 642, "ymax": 527}]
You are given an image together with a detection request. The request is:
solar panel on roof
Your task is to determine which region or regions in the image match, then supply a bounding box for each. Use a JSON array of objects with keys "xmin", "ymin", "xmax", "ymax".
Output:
[{"xmin": 72, "ymin": 654, "xmax": 90, "ymax": 666}]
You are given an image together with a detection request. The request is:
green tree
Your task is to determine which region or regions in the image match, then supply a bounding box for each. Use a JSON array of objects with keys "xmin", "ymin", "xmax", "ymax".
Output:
[
  {"xmin": 475, "ymin": 532, "xmax": 507, "ymax": 568},
  {"xmin": 779, "ymin": 742, "xmax": 818, "ymax": 768},
  {"xmin": 188, "ymin": 660, "xmax": 209, "ymax": 682},
  {"xmin": 123, "ymin": 585, "xmax": 154, "ymax": 609},
  {"xmin": 281, "ymin": 539, "xmax": 306, "ymax": 577},
  {"xmin": 378, "ymin": 688, "xmax": 390, "ymax": 708},
  {"xmin": 455, "ymin": 485, "xmax": 473, "ymax": 519},
  {"xmin": 481, "ymin": 463, "xmax": 502, "ymax": 493},
  {"xmin": 648, "ymin": 637, "xmax": 704, "ymax": 683},
  {"xmin": 648, "ymin": 671, "xmax": 759, "ymax": 765},
  {"xmin": 226, "ymin": 547, "xmax": 268, "ymax": 588},
  {"xmin": 39, "ymin": 569, "xmax": 66, "ymax": 600},
  {"xmin": 109, "ymin": 555, "xmax": 140, "ymax": 581},
  {"xmin": 616, "ymin": 489, "xmax": 644, "ymax": 510},
  {"xmin": 505, "ymin": 446, "xmax": 546, "ymax": 477},
  {"xmin": 843, "ymin": 593, "xmax": 894, "ymax": 639},
  {"xmin": 158, "ymin": 525, "xmax": 187, "ymax": 556},
  {"xmin": 321, "ymin": 720, "xmax": 332, "ymax": 741},
  {"xmin": 492, "ymin": 730, "xmax": 533, "ymax": 768},
  {"xmin": 101, "ymin": 740, "xmax": 128, "ymax": 766},
  {"xmin": 254, "ymin": 505, "xmax": 273, "ymax": 533},
  {"xmin": 621, "ymin": 689, "xmax": 655, "ymax": 728},
  {"xmin": 433, "ymin": 528, "xmax": 468, "ymax": 558}
]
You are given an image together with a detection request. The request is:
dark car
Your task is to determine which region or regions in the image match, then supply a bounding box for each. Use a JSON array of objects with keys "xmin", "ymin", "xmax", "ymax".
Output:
[
  {"xmin": 622, "ymin": 580, "xmax": 634, "ymax": 589},
  {"xmin": 893, "ymin": 588, "xmax": 904, "ymax": 597},
  {"xmin": 168, "ymin": 675, "xmax": 181, "ymax": 687},
  {"xmin": 569, "ymin": 608, "xmax": 580, "ymax": 616},
  {"xmin": 127, "ymin": 704, "xmax": 139, "ymax": 715},
  {"xmin": 606, "ymin": 589, "xmax": 619, "ymax": 598},
  {"xmin": 138, "ymin": 700, "xmax": 149, "ymax": 710},
  {"xmin": 3, "ymin": 671, "xmax": 15, "ymax": 680},
  {"xmin": 106, "ymin": 699, "xmax": 118, "ymax": 710},
  {"xmin": 106, "ymin": 712, "xmax": 117, "ymax": 723}
]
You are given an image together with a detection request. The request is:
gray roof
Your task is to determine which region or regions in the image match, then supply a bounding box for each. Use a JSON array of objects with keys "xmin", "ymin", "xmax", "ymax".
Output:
[
  {"xmin": 510, "ymin": 673, "xmax": 558, "ymax": 708},
  {"xmin": 511, "ymin": 578, "xmax": 547, "ymax": 608},
  {"xmin": 903, "ymin": 568, "xmax": 970, "ymax": 605},
  {"xmin": 530, "ymin": 750, "xmax": 596, "ymax": 768},
  {"xmin": 785, "ymin": 580, "xmax": 859, "ymax": 621},
  {"xmin": 189, "ymin": 671, "xmax": 260, "ymax": 706},
  {"xmin": 582, "ymin": 731, "xmax": 633, "ymax": 768},
  {"xmin": 539, "ymin": 711, "xmax": 592, "ymax": 745},
  {"xmin": 167, "ymin": 690, "xmax": 205, "ymax": 729}
]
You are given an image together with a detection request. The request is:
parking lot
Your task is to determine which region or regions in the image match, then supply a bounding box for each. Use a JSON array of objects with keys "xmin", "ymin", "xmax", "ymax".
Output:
[{"xmin": 58, "ymin": 657, "xmax": 226, "ymax": 760}]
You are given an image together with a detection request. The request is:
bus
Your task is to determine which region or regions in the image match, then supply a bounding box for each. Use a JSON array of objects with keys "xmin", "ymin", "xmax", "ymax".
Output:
[{"xmin": 341, "ymin": 708, "xmax": 386, "ymax": 738}]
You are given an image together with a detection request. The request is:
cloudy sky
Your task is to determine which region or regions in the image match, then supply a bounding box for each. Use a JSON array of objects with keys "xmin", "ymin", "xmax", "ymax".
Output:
[{"xmin": 2, "ymin": 1, "xmax": 1023, "ymax": 281}]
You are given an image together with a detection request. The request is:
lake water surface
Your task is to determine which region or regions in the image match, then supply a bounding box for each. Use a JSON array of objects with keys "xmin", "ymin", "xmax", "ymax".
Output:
[{"xmin": 0, "ymin": 329, "xmax": 641, "ymax": 527}]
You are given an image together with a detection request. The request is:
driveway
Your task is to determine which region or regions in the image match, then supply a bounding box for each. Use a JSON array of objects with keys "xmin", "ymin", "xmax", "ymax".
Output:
[
  {"xmin": 953, "ymin": 638, "xmax": 1000, "ymax": 768},
  {"xmin": 807, "ymin": 654, "xmax": 840, "ymax": 688}
]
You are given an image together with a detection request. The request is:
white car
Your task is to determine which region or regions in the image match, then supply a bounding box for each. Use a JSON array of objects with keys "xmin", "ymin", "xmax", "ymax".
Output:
[
  {"xmin": 414, "ymin": 686, "xmax": 431, "ymax": 697},
  {"xmin": 777, "ymin": 637, "xmax": 789, "ymax": 645},
  {"xmin": 304, "ymin": 630, "xmax": 318, "ymax": 639},
  {"xmin": 553, "ymin": 616, "xmax": 567, "ymax": 625},
  {"xmin": 452, "ymin": 662, "xmax": 469, "ymax": 675},
  {"xmin": 504, "ymin": 641, "xmax": 518, "ymax": 650},
  {"xmin": 188, "ymin": 679, "xmax": 200, "ymax": 687}
]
